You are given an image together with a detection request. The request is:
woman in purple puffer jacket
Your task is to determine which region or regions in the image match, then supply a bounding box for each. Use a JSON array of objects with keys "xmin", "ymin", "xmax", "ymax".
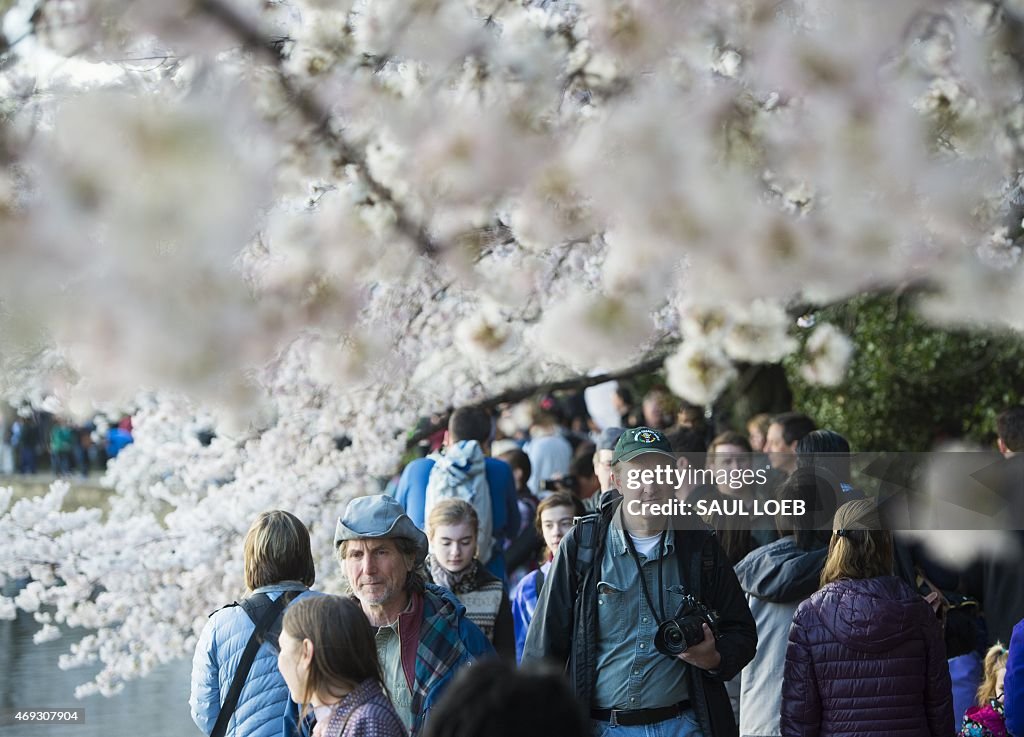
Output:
[{"xmin": 781, "ymin": 499, "xmax": 955, "ymax": 737}]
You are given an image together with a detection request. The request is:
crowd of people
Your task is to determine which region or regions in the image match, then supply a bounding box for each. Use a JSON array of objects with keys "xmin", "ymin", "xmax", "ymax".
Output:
[
  {"xmin": 188, "ymin": 393, "xmax": 1024, "ymax": 737},
  {"xmin": 0, "ymin": 406, "xmax": 134, "ymax": 477}
]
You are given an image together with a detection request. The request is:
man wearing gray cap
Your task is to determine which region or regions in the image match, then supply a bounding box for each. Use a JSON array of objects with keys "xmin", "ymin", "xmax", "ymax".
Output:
[
  {"xmin": 333, "ymin": 494, "xmax": 494, "ymax": 736},
  {"xmin": 588, "ymin": 426, "xmax": 625, "ymax": 512}
]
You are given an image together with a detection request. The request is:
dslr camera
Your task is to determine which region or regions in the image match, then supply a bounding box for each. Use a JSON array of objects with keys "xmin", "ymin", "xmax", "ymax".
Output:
[
  {"xmin": 654, "ymin": 594, "xmax": 721, "ymax": 656},
  {"xmin": 542, "ymin": 475, "xmax": 579, "ymax": 492}
]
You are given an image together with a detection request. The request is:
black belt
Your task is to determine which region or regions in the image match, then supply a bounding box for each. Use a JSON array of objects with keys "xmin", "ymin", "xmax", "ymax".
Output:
[{"xmin": 590, "ymin": 700, "xmax": 690, "ymax": 727}]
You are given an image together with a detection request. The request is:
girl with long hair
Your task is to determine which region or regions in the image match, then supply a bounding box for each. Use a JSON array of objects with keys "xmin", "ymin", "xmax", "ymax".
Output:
[
  {"xmin": 279, "ymin": 595, "xmax": 405, "ymax": 737},
  {"xmin": 425, "ymin": 499, "xmax": 515, "ymax": 661},
  {"xmin": 959, "ymin": 643, "xmax": 1009, "ymax": 737}
]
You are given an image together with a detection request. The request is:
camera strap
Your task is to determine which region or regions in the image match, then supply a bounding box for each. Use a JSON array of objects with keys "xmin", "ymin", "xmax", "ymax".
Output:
[{"xmin": 619, "ymin": 507, "xmax": 667, "ymax": 623}]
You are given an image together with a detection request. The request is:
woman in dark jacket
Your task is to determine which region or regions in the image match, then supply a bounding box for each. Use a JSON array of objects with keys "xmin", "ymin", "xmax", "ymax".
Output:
[{"xmin": 781, "ymin": 499, "xmax": 955, "ymax": 737}]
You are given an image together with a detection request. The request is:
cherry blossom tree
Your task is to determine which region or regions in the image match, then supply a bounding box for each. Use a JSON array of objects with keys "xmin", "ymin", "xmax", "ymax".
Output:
[{"xmin": 1, "ymin": 0, "xmax": 1023, "ymax": 694}]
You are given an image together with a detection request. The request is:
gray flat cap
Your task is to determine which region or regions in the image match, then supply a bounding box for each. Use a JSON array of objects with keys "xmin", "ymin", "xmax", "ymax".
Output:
[{"xmin": 334, "ymin": 494, "xmax": 428, "ymax": 565}]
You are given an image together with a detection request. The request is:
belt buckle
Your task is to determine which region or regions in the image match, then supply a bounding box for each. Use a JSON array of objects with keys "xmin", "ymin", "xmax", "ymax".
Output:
[{"xmin": 609, "ymin": 709, "xmax": 621, "ymax": 727}]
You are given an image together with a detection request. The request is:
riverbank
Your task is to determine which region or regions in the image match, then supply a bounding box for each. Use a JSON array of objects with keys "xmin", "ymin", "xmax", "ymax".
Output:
[
  {"xmin": 2, "ymin": 476, "xmax": 195, "ymax": 736},
  {"xmin": 2, "ymin": 474, "xmax": 112, "ymax": 512},
  {"xmin": 1, "ymin": 609, "xmax": 193, "ymax": 737}
]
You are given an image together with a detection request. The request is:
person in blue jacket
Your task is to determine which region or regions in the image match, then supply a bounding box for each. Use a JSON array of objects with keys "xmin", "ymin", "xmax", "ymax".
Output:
[
  {"xmin": 190, "ymin": 510, "xmax": 321, "ymax": 737},
  {"xmin": 284, "ymin": 495, "xmax": 494, "ymax": 737},
  {"xmin": 1006, "ymin": 618, "xmax": 1024, "ymax": 736},
  {"xmin": 510, "ymin": 492, "xmax": 583, "ymax": 662},
  {"xmin": 394, "ymin": 407, "xmax": 519, "ymax": 581}
]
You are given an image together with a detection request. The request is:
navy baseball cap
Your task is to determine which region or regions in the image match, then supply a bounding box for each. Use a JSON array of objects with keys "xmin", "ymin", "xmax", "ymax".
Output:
[{"xmin": 611, "ymin": 427, "xmax": 674, "ymax": 464}]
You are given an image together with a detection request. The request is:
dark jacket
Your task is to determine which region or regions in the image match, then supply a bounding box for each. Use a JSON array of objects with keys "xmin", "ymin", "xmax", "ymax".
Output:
[
  {"xmin": 504, "ymin": 488, "xmax": 542, "ymax": 575},
  {"xmin": 781, "ymin": 576, "xmax": 954, "ymax": 737},
  {"xmin": 521, "ymin": 495, "xmax": 757, "ymax": 737},
  {"xmin": 964, "ymin": 530, "xmax": 1024, "ymax": 647}
]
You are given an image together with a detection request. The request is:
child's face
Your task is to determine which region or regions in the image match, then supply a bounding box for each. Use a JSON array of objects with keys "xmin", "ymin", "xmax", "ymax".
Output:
[
  {"xmin": 277, "ymin": 629, "xmax": 311, "ymax": 704},
  {"xmin": 997, "ymin": 666, "xmax": 1006, "ymax": 698},
  {"xmin": 431, "ymin": 521, "xmax": 477, "ymax": 573},
  {"xmin": 540, "ymin": 505, "xmax": 575, "ymax": 553}
]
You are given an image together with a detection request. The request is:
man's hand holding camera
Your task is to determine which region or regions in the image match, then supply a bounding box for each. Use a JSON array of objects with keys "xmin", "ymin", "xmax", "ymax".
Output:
[
  {"xmin": 676, "ymin": 623, "xmax": 722, "ymax": 671},
  {"xmin": 653, "ymin": 593, "xmax": 722, "ymax": 671}
]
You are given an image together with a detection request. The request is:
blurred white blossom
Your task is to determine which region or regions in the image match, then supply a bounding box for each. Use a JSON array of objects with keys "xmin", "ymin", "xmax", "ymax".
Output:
[
  {"xmin": 533, "ymin": 290, "xmax": 655, "ymax": 370},
  {"xmin": 664, "ymin": 341, "xmax": 737, "ymax": 406},
  {"xmin": 33, "ymin": 624, "xmax": 62, "ymax": 644},
  {"xmin": 455, "ymin": 305, "xmax": 514, "ymax": 360},
  {"xmin": 799, "ymin": 323, "xmax": 855, "ymax": 386},
  {"xmin": 976, "ymin": 227, "xmax": 1023, "ymax": 269},
  {"xmin": 722, "ymin": 300, "xmax": 798, "ymax": 364}
]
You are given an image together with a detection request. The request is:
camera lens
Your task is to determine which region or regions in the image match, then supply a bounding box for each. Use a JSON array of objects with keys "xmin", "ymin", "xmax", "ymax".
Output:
[{"xmin": 654, "ymin": 620, "xmax": 686, "ymax": 656}]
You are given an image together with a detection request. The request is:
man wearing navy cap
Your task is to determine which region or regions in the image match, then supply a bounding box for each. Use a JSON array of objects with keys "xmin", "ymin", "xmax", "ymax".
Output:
[{"xmin": 523, "ymin": 428, "xmax": 757, "ymax": 737}]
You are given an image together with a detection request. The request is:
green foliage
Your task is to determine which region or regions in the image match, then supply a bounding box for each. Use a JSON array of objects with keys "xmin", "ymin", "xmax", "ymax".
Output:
[{"xmin": 785, "ymin": 295, "xmax": 1024, "ymax": 451}]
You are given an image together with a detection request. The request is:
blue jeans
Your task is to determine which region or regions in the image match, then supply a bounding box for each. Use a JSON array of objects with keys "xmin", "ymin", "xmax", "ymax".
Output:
[{"xmin": 591, "ymin": 709, "xmax": 705, "ymax": 737}]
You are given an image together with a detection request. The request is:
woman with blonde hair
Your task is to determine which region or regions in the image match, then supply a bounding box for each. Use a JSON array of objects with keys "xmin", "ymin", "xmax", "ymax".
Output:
[
  {"xmin": 278, "ymin": 595, "xmax": 405, "ymax": 737},
  {"xmin": 781, "ymin": 499, "xmax": 954, "ymax": 737},
  {"xmin": 425, "ymin": 498, "xmax": 515, "ymax": 661},
  {"xmin": 190, "ymin": 510, "xmax": 320, "ymax": 737}
]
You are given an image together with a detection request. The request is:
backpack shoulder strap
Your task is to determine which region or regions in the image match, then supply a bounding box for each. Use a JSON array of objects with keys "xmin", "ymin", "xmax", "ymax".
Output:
[
  {"xmin": 680, "ymin": 528, "xmax": 717, "ymax": 598},
  {"xmin": 570, "ymin": 495, "xmax": 620, "ymax": 591},
  {"xmin": 572, "ymin": 514, "xmax": 601, "ymax": 576},
  {"xmin": 240, "ymin": 589, "xmax": 302, "ymax": 652},
  {"xmin": 208, "ymin": 602, "xmax": 239, "ymax": 619},
  {"xmin": 702, "ymin": 532, "xmax": 716, "ymax": 581},
  {"xmin": 210, "ymin": 592, "xmax": 293, "ymax": 737}
]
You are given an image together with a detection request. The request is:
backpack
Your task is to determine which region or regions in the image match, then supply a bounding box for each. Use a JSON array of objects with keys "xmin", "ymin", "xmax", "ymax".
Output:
[
  {"xmin": 424, "ymin": 440, "xmax": 495, "ymax": 564},
  {"xmin": 208, "ymin": 590, "xmax": 301, "ymax": 737}
]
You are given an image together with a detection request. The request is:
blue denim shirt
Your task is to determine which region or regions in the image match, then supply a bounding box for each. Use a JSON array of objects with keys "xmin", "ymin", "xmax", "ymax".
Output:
[{"xmin": 593, "ymin": 515, "xmax": 690, "ymax": 710}]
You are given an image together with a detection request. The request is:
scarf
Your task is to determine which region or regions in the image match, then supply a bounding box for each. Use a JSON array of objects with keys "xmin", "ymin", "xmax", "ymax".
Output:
[
  {"xmin": 426, "ymin": 555, "xmax": 503, "ymax": 642},
  {"xmin": 427, "ymin": 553, "xmax": 480, "ymax": 595}
]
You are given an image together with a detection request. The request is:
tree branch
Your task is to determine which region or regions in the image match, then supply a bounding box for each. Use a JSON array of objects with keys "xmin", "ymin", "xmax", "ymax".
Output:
[
  {"xmin": 404, "ymin": 349, "xmax": 674, "ymax": 448},
  {"xmin": 195, "ymin": 0, "xmax": 442, "ymax": 258},
  {"xmin": 405, "ymin": 281, "xmax": 943, "ymax": 449},
  {"xmin": 475, "ymin": 352, "xmax": 672, "ymax": 410}
]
